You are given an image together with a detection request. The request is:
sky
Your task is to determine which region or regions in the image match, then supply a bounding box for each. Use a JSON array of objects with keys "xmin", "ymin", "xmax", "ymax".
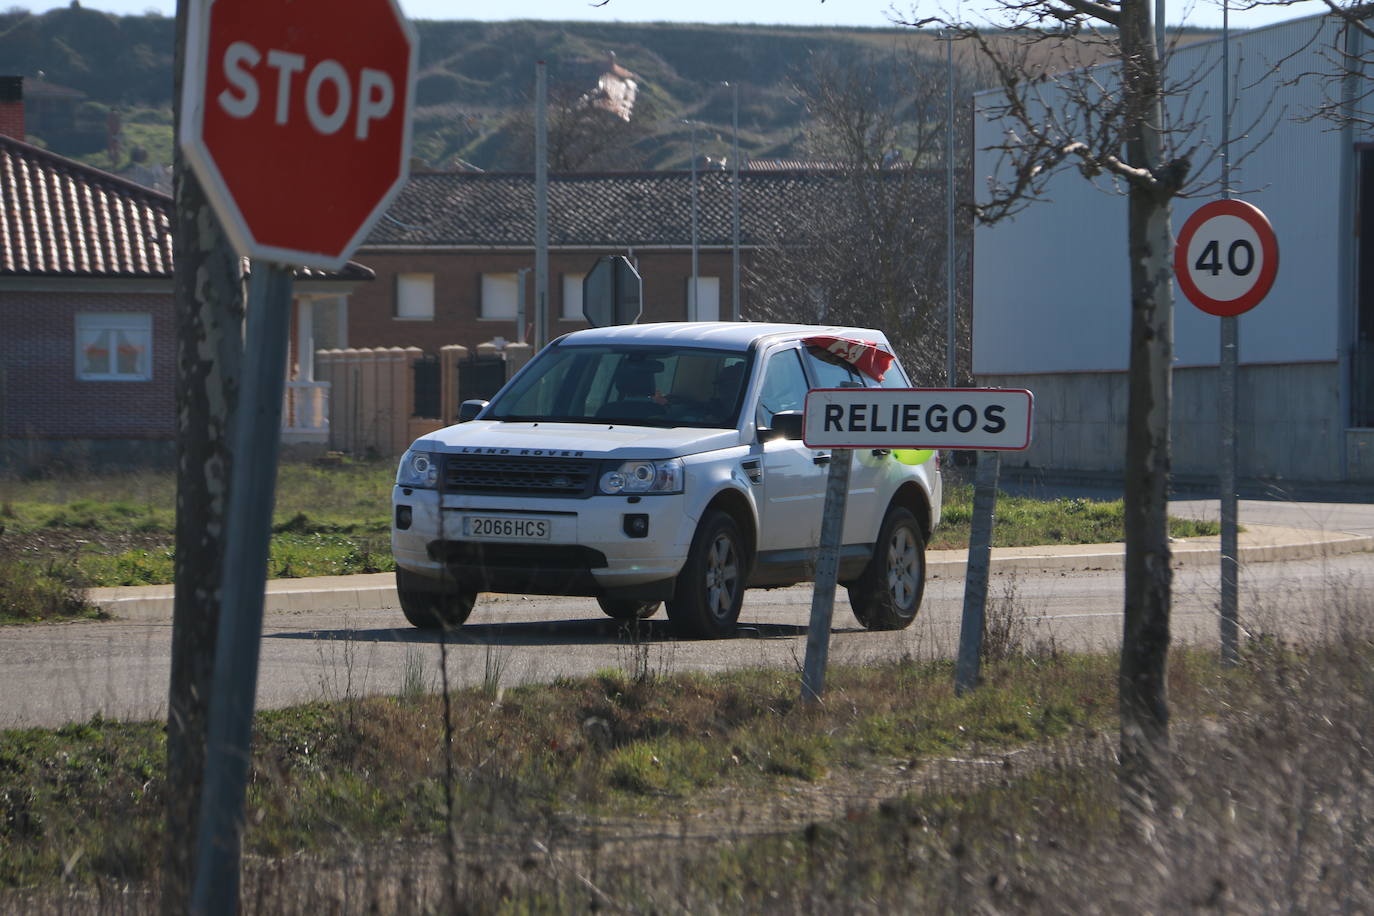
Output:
[{"xmin": 6, "ymin": 0, "xmax": 1333, "ymax": 32}]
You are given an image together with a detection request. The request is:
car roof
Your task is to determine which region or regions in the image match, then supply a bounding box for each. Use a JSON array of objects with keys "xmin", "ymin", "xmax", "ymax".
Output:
[{"xmin": 554, "ymin": 321, "xmax": 893, "ymax": 353}]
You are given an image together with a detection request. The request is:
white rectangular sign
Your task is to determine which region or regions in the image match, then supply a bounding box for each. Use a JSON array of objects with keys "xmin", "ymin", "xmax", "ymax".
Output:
[{"xmin": 803, "ymin": 388, "xmax": 1034, "ymax": 450}]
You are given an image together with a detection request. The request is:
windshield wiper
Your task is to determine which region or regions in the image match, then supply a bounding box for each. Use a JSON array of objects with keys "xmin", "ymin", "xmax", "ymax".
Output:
[{"xmin": 594, "ymin": 417, "xmax": 677, "ymax": 428}]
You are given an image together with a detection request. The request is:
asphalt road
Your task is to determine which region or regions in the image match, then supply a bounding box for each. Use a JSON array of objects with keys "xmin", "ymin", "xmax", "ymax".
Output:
[{"xmin": 4, "ymin": 507, "xmax": 1371, "ymax": 729}]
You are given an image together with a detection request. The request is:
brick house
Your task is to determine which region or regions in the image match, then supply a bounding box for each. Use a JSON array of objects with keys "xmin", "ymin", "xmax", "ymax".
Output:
[
  {"xmin": 350, "ymin": 168, "xmax": 833, "ymax": 353},
  {"xmin": 0, "ymin": 87, "xmax": 371, "ymax": 470}
]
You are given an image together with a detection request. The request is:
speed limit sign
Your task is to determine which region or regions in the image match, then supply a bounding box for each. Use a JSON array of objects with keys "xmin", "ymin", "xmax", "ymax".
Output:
[{"xmin": 1174, "ymin": 199, "xmax": 1278, "ymax": 317}]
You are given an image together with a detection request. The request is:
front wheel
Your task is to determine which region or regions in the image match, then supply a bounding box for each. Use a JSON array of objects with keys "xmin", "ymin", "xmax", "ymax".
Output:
[
  {"xmin": 597, "ymin": 597, "xmax": 662, "ymax": 620},
  {"xmin": 847, "ymin": 506, "xmax": 925, "ymax": 631},
  {"xmin": 396, "ymin": 570, "xmax": 476, "ymax": 629},
  {"xmin": 666, "ymin": 509, "xmax": 748, "ymax": 638}
]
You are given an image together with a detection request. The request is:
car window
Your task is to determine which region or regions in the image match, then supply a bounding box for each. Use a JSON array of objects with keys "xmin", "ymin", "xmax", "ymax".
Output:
[
  {"xmin": 488, "ymin": 344, "xmax": 749, "ymax": 427},
  {"xmin": 803, "ymin": 342, "xmax": 906, "ymax": 388},
  {"xmin": 803, "ymin": 345, "xmax": 866, "ymax": 389},
  {"xmin": 875, "ymin": 360, "xmax": 911, "ymax": 388},
  {"xmin": 755, "ymin": 349, "xmax": 809, "ymax": 428}
]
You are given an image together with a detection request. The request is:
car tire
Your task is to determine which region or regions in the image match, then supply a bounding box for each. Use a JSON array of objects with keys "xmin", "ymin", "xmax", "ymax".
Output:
[
  {"xmin": 666, "ymin": 509, "xmax": 748, "ymax": 638},
  {"xmin": 847, "ymin": 505, "xmax": 925, "ymax": 631},
  {"xmin": 597, "ymin": 597, "xmax": 662, "ymax": 620},
  {"xmin": 396, "ymin": 570, "xmax": 476, "ymax": 629}
]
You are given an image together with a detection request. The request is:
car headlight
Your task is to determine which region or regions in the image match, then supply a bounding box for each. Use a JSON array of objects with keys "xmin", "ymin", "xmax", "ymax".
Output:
[
  {"xmin": 397, "ymin": 449, "xmax": 440, "ymax": 489},
  {"xmin": 598, "ymin": 458, "xmax": 684, "ymax": 495}
]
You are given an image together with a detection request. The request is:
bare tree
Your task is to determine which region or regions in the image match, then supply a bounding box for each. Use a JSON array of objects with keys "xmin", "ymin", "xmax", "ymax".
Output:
[
  {"xmin": 500, "ymin": 79, "xmax": 661, "ymax": 171},
  {"xmin": 1242, "ymin": 3, "xmax": 1374, "ymax": 129},
  {"xmin": 746, "ymin": 48, "xmax": 974, "ymax": 384},
  {"xmin": 903, "ymin": 4, "xmax": 1204, "ymax": 819},
  {"xmin": 161, "ymin": 1, "xmax": 245, "ymax": 910}
]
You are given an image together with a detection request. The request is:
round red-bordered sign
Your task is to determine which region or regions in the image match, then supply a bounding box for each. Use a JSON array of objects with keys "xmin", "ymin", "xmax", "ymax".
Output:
[{"xmin": 1174, "ymin": 199, "xmax": 1278, "ymax": 317}]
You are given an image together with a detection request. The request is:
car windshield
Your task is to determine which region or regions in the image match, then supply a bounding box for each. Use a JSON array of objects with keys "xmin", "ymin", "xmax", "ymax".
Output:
[{"xmin": 487, "ymin": 345, "xmax": 752, "ymax": 428}]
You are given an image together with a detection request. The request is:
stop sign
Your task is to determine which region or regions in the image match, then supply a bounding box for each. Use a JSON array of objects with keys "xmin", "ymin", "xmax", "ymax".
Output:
[{"xmin": 179, "ymin": 0, "xmax": 416, "ymax": 269}]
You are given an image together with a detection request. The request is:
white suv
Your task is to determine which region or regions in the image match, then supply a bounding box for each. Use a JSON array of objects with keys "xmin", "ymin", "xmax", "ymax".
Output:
[{"xmin": 391, "ymin": 322, "xmax": 942, "ymax": 637}]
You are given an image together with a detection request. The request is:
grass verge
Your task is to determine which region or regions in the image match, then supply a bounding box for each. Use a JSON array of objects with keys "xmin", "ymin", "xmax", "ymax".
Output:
[
  {"xmin": 0, "ymin": 464, "xmax": 1218, "ymax": 623},
  {"xmin": 6, "ymin": 627, "xmax": 1369, "ymax": 913}
]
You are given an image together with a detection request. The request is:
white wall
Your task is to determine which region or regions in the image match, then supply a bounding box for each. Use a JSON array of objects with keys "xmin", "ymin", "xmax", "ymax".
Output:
[{"xmin": 973, "ymin": 14, "xmax": 1350, "ymax": 377}]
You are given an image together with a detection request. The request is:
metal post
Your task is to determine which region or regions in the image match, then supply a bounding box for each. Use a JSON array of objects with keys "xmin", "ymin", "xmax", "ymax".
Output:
[
  {"xmin": 955, "ymin": 450, "xmax": 1000, "ymax": 695},
  {"xmin": 800, "ymin": 451, "xmax": 851, "ymax": 705},
  {"xmin": 1156, "ymin": 0, "xmax": 1166, "ymax": 59},
  {"xmin": 191, "ymin": 261, "xmax": 294, "ymax": 916},
  {"xmin": 1219, "ymin": 0, "xmax": 1240, "ymax": 666},
  {"xmin": 535, "ymin": 62, "xmax": 549, "ymax": 350},
  {"xmin": 516, "ymin": 266, "xmax": 530, "ymax": 344},
  {"xmin": 689, "ymin": 121, "xmax": 699, "ymax": 322},
  {"xmin": 731, "ymin": 82, "xmax": 742, "ymax": 321},
  {"xmin": 945, "ymin": 29, "xmax": 957, "ymax": 389}
]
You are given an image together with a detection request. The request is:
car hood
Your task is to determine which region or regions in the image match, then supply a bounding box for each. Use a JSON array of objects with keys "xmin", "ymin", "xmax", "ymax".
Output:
[{"xmin": 416, "ymin": 422, "xmax": 743, "ymax": 459}]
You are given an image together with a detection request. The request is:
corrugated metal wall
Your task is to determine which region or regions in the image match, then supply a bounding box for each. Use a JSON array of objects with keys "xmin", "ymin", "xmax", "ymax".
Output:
[
  {"xmin": 971, "ymin": 14, "xmax": 1367, "ymax": 480},
  {"xmin": 973, "ymin": 14, "xmax": 1350, "ymax": 376}
]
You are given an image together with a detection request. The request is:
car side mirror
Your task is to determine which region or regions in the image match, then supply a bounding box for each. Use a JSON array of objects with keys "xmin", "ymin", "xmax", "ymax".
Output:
[
  {"xmin": 457, "ymin": 399, "xmax": 489, "ymax": 422},
  {"xmin": 767, "ymin": 410, "xmax": 806, "ymax": 441}
]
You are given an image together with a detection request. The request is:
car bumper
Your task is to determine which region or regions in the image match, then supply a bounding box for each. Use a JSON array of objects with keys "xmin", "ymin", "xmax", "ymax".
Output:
[{"xmin": 391, "ymin": 486, "xmax": 699, "ymax": 598}]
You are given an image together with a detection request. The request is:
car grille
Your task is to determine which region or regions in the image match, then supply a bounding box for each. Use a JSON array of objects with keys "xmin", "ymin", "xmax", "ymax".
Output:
[
  {"xmin": 441, "ymin": 454, "xmax": 599, "ymax": 498},
  {"xmin": 429, "ymin": 541, "xmax": 608, "ymax": 571}
]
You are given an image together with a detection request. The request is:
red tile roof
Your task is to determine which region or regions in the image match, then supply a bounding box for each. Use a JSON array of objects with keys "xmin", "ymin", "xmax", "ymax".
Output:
[
  {"xmin": 0, "ymin": 134, "xmax": 373, "ymax": 281},
  {"xmin": 1, "ymin": 133, "xmax": 174, "ymax": 277}
]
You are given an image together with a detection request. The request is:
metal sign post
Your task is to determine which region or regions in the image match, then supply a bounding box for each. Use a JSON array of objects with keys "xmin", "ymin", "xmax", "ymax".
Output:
[
  {"xmin": 800, "ymin": 451, "xmax": 852, "ymax": 705},
  {"xmin": 955, "ymin": 451, "xmax": 1000, "ymax": 694},
  {"xmin": 1175, "ymin": 198, "xmax": 1278, "ymax": 666},
  {"xmin": 800, "ymin": 386, "xmax": 1034, "ymax": 701},
  {"xmin": 191, "ymin": 262, "xmax": 294, "ymax": 915},
  {"xmin": 178, "ymin": 2, "xmax": 416, "ymax": 908}
]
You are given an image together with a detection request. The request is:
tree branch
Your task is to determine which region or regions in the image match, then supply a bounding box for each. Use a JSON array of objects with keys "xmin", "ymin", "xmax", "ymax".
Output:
[{"xmin": 1056, "ymin": 0, "xmax": 1123, "ymax": 27}]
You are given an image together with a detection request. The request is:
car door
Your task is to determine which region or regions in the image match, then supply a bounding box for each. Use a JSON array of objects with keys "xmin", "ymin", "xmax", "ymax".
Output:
[
  {"xmin": 753, "ymin": 346, "xmax": 830, "ymax": 576},
  {"xmin": 798, "ymin": 344, "xmax": 888, "ymax": 547}
]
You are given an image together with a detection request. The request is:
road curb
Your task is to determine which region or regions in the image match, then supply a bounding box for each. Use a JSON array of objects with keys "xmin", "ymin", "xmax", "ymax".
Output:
[
  {"xmin": 928, "ymin": 526, "xmax": 1374, "ymax": 579},
  {"xmin": 87, "ymin": 576, "xmax": 402, "ymax": 622},
  {"xmin": 88, "ymin": 525, "xmax": 1373, "ymax": 621}
]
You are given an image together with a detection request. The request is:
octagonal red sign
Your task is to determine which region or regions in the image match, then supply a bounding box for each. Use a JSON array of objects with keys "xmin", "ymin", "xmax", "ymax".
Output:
[{"xmin": 179, "ymin": 0, "xmax": 416, "ymax": 269}]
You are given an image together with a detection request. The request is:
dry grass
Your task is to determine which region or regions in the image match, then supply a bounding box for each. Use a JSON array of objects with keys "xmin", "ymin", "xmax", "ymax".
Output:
[{"xmin": 5, "ymin": 597, "xmax": 1373, "ymax": 914}]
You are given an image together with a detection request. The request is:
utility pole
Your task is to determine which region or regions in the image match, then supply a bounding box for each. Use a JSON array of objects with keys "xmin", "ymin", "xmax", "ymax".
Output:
[
  {"xmin": 535, "ymin": 61, "xmax": 549, "ymax": 350},
  {"xmin": 731, "ymin": 82, "xmax": 741, "ymax": 321},
  {"xmin": 689, "ymin": 121, "xmax": 699, "ymax": 322},
  {"xmin": 945, "ymin": 30, "xmax": 957, "ymax": 389}
]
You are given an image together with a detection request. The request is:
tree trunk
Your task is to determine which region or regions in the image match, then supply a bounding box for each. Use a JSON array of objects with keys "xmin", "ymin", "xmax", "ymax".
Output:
[
  {"xmin": 162, "ymin": 2, "xmax": 246, "ymax": 909},
  {"xmin": 1118, "ymin": 0, "xmax": 1178, "ymax": 824}
]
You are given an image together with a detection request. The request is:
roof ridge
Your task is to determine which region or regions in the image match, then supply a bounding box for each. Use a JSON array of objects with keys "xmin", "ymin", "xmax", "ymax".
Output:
[{"xmin": 0, "ymin": 132, "xmax": 173, "ymax": 206}]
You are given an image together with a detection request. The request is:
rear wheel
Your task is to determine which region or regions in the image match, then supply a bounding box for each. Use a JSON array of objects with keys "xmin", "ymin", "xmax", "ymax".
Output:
[
  {"xmin": 597, "ymin": 597, "xmax": 662, "ymax": 620},
  {"xmin": 396, "ymin": 570, "xmax": 476, "ymax": 629},
  {"xmin": 847, "ymin": 506, "xmax": 925, "ymax": 631},
  {"xmin": 666, "ymin": 509, "xmax": 748, "ymax": 638}
]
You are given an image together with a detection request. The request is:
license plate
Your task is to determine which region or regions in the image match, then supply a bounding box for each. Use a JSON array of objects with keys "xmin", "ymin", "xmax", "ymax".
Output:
[{"xmin": 463, "ymin": 516, "xmax": 550, "ymax": 540}]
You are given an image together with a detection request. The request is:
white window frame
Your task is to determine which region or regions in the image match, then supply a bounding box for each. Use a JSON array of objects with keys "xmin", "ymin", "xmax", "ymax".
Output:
[
  {"xmin": 481, "ymin": 273, "xmax": 519, "ymax": 319},
  {"xmin": 76, "ymin": 312, "xmax": 152, "ymax": 381},
  {"xmin": 396, "ymin": 273, "xmax": 435, "ymax": 320},
  {"xmin": 689, "ymin": 276, "xmax": 721, "ymax": 322},
  {"xmin": 561, "ymin": 273, "xmax": 586, "ymax": 321}
]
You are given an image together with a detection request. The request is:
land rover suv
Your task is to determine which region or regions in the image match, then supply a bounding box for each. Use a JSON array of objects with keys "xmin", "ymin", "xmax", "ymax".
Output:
[{"xmin": 391, "ymin": 322, "xmax": 942, "ymax": 637}]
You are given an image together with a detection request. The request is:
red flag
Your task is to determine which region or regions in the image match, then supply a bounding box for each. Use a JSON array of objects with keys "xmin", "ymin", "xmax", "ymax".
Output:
[{"xmin": 802, "ymin": 335, "xmax": 895, "ymax": 382}]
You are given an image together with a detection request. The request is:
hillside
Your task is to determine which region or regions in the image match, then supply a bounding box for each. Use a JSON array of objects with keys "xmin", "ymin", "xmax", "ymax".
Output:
[{"xmin": 0, "ymin": 6, "xmax": 954, "ymax": 174}]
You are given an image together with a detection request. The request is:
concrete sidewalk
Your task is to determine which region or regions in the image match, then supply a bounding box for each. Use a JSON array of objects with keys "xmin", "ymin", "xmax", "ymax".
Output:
[{"xmin": 86, "ymin": 522, "xmax": 1374, "ymax": 622}]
